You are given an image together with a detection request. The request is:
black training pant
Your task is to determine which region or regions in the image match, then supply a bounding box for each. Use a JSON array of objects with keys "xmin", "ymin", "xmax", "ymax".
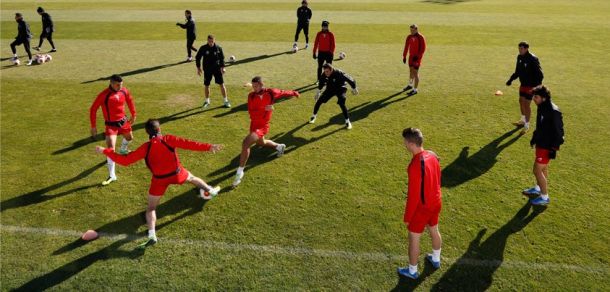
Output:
[
  {"xmin": 316, "ymin": 51, "xmax": 333, "ymax": 81},
  {"xmin": 186, "ymin": 38, "xmax": 197, "ymax": 57},
  {"xmin": 10, "ymin": 38, "xmax": 32, "ymax": 59},
  {"xmin": 313, "ymin": 88, "xmax": 349, "ymax": 120},
  {"xmin": 295, "ymin": 22, "xmax": 309, "ymax": 43},
  {"xmin": 38, "ymin": 30, "xmax": 55, "ymax": 49}
]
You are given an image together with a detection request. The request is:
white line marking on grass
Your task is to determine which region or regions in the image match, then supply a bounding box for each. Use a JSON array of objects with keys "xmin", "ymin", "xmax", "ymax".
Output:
[{"xmin": 2, "ymin": 225, "xmax": 607, "ymax": 275}]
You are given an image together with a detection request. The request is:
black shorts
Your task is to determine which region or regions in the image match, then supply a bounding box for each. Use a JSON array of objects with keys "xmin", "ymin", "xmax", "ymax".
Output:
[
  {"xmin": 203, "ymin": 68, "xmax": 224, "ymax": 86},
  {"xmin": 319, "ymin": 89, "xmax": 347, "ymax": 104}
]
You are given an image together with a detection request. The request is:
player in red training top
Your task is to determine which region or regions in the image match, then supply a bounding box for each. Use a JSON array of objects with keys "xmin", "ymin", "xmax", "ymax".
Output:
[
  {"xmin": 397, "ymin": 128, "xmax": 443, "ymax": 280},
  {"xmin": 313, "ymin": 20, "xmax": 335, "ymax": 82},
  {"xmin": 402, "ymin": 24, "xmax": 426, "ymax": 96},
  {"xmin": 90, "ymin": 74, "xmax": 137, "ymax": 186},
  {"xmin": 95, "ymin": 119, "xmax": 223, "ymax": 248},
  {"xmin": 232, "ymin": 76, "xmax": 299, "ymax": 187}
]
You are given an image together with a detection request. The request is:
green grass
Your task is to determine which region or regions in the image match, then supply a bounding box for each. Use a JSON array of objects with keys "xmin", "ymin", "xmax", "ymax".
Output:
[{"xmin": 2, "ymin": 0, "xmax": 610, "ymax": 290}]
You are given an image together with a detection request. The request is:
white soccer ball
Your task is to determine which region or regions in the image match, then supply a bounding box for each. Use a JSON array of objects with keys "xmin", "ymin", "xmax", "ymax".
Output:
[
  {"xmin": 13, "ymin": 59, "xmax": 21, "ymax": 66},
  {"xmin": 292, "ymin": 46, "xmax": 298, "ymax": 53},
  {"xmin": 338, "ymin": 52, "xmax": 346, "ymax": 60},
  {"xmin": 36, "ymin": 56, "xmax": 44, "ymax": 64},
  {"xmin": 229, "ymin": 55, "xmax": 236, "ymax": 62},
  {"xmin": 45, "ymin": 54, "xmax": 52, "ymax": 62}
]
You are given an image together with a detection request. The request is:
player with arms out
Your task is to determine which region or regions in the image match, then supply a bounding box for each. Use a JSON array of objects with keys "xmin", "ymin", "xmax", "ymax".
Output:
[
  {"xmin": 96, "ymin": 119, "xmax": 223, "ymax": 248},
  {"xmin": 90, "ymin": 74, "xmax": 137, "ymax": 186},
  {"xmin": 402, "ymin": 24, "xmax": 426, "ymax": 96},
  {"xmin": 397, "ymin": 128, "xmax": 443, "ymax": 280},
  {"xmin": 309, "ymin": 63, "xmax": 358, "ymax": 130},
  {"xmin": 232, "ymin": 76, "xmax": 300, "ymax": 187}
]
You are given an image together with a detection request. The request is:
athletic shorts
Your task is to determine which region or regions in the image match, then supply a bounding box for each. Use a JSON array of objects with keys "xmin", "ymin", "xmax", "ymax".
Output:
[
  {"xmin": 519, "ymin": 86, "xmax": 535, "ymax": 100},
  {"xmin": 319, "ymin": 89, "xmax": 347, "ymax": 104},
  {"xmin": 203, "ymin": 68, "xmax": 224, "ymax": 86},
  {"xmin": 105, "ymin": 121, "xmax": 132, "ymax": 136},
  {"xmin": 408, "ymin": 56, "xmax": 421, "ymax": 70},
  {"xmin": 149, "ymin": 167, "xmax": 190, "ymax": 196},
  {"xmin": 407, "ymin": 208, "xmax": 440, "ymax": 233},
  {"xmin": 535, "ymin": 147, "xmax": 552, "ymax": 165},
  {"xmin": 250, "ymin": 122, "xmax": 270, "ymax": 139}
]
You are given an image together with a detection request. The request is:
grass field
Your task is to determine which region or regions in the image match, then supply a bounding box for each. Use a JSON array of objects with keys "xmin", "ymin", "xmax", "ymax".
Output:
[{"xmin": 1, "ymin": 0, "xmax": 610, "ymax": 290}]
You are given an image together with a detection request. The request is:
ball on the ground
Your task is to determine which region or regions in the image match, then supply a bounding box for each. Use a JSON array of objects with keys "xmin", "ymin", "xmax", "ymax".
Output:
[
  {"xmin": 229, "ymin": 55, "xmax": 236, "ymax": 62},
  {"xmin": 12, "ymin": 59, "xmax": 20, "ymax": 66},
  {"xmin": 292, "ymin": 46, "xmax": 298, "ymax": 53},
  {"xmin": 45, "ymin": 54, "xmax": 52, "ymax": 62},
  {"xmin": 82, "ymin": 229, "xmax": 99, "ymax": 241},
  {"xmin": 200, "ymin": 188, "xmax": 212, "ymax": 200},
  {"xmin": 338, "ymin": 52, "xmax": 346, "ymax": 60},
  {"xmin": 36, "ymin": 56, "xmax": 44, "ymax": 64},
  {"xmin": 495, "ymin": 90, "xmax": 504, "ymax": 96}
]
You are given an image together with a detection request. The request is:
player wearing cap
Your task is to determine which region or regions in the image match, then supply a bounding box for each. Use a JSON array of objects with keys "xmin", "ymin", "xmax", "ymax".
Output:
[
  {"xmin": 232, "ymin": 76, "xmax": 300, "ymax": 187},
  {"xmin": 313, "ymin": 20, "xmax": 335, "ymax": 82},
  {"xmin": 294, "ymin": 0, "xmax": 312, "ymax": 49},
  {"xmin": 397, "ymin": 127, "xmax": 443, "ymax": 280},
  {"xmin": 96, "ymin": 119, "xmax": 223, "ymax": 248},
  {"xmin": 90, "ymin": 74, "xmax": 137, "ymax": 186},
  {"xmin": 176, "ymin": 10, "xmax": 197, "ymax": 62},
  {"xmin": 402, "ymin": 24, "xmax": 426, "ymax": 96},
  {"xmin": 309, "ymin": 63, "xmax": 358, "ymax": 130},
  {"xmin": 506, "ymin": 41, "xmax": 544, "ymax": 134},
  {"xmin": 522, "ymin": 85, "xmax": 564, "ymax": 205}
]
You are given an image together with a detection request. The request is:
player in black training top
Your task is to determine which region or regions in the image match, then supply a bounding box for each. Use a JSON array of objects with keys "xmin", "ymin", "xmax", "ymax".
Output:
[
  {"xmin": 33, "ymin": 7, "xmax": 56, "ymax": 52},
  {"xmin": 10, "ymin": 13, "xmax": 33, "ymax": 65},
  {"xmin": 195, "ymin": 35, "xmax": 231, "ymax": 109},
  {"xmin": 309, "ymin": 64, "xmax": 359, "ymax": 130},
  {"xmin": 176, "ymin": 10, "xmax": 197, "ymax": 62},
  {"xmin": 294, "ymin": 0, "xmax": 312, "ymax": 49}
]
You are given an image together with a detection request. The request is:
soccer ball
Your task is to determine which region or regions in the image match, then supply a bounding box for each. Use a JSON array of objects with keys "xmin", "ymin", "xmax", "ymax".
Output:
[
  {"xmin": 338, "ymin": 52, "xmax": 346, "ymax": 60},
  {"xmin": 36, "ymin": 55, "xmax": 45, "ymax": 64},
  {"xmin": 228, "ymin": 55, "xmax": 236, "ymax": 62},
  {"xmin": 45, "ymin": 54, "xmax": 52, "ymax": 62},
  {"xmin": 12, "ymin": 58, "xmax": 20, "ymax": 66},
  {"xmin": 292, "ymin": 46, "xmax": 298, "ymax": 53}
]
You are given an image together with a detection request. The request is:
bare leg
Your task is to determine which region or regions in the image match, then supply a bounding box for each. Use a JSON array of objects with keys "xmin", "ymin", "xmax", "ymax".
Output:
[
  {"xmin": 104, "ymin": 134, "xmax": 118, "ymax": 181},
  {"xmin": 533, "ymin": 162, "xmax": 548, "ymax": 194},
  {"xmin": 256, "ymin": 137, "xmax": 278, "ymax": 149},
  {"xmin": 220, "ymin": 84, "xmax": 227, "ymax": 99},
  {"xmin": 145, "ymin": 195, "xmax": 162, "ymax": 237},
  {"xmin": 204, "ymin": 86, "xmax": 210, "ymax": 99},
  {"xmin": 239, "ymin": 132, "xmax": 259, "ymax": 168},
  {"xmin": 428, "ymin": 224, "xmax": 442, "ymax": 250},
  {"xmin": 412, "ymin": 67, "xmax": 420, "ymax": 89},
  {"xmin": 187, "ymin": 174, "xmax": 212, "ymax": 191},
  {"xmin": 408, "ymin": 231, "xmax": 422, "ymax": 266}
]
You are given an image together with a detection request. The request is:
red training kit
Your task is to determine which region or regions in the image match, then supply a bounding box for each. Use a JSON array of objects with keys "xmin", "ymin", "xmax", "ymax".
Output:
[
  {"xmin": 313, "ymin": 31, "xmax": 336, "ymax": 54},
  {"xmin": 247, "ymin": 88, "xmax": 299, "ymax": 127},
  {"xmin": 90, "ymin": 87, "xmax": 136, "ymax": 128},
  {"xmin": 402, "ymin": 33, "xmax": 426, "ymax": 60},
  {"xmin": 404, "ymin": 150, "xmax": 442, "ymax": 223}
]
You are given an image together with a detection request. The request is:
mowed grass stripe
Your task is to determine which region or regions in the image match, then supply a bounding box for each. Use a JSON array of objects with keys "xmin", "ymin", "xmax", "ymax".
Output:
[
  {"xmin": 2, "ymin": 21, "xmax": 607, "ymax": 49},
  {"xmin": 3, "ymin": 9, "xmax": 609, "ymax": 27},
  {"xmin": 2, "ymin": 0, "xmax": 609, "ymax": 15}
]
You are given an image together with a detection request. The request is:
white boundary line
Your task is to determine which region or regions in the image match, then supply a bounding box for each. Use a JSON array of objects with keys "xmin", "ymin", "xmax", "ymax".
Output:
[{"xmin": 1, "ymin": 225, "xmax": 607, "ymax": 275}]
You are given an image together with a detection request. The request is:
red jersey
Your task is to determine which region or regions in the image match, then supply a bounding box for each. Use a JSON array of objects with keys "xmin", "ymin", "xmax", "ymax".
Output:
[
  {"xmin": 402, "ymin": 33, "xmax": 426, "ymax": 59},
  {"xmin": 90, "ymin": 87, "xmax": 136, "ymax": 128},
  {"xmin": 404, "ymin": 150, "xmax": 442, "ymax": 223},
  {"xmin": 247, "ymin": 88, "xmax": 298, "ymax": 126},
  {"xmin": 103, "ymin": 134, "xmax": 212, "ymax": 178},
  {"xmin": 313, "ymin": 31, "xmax": 336, "ymax": 54}
]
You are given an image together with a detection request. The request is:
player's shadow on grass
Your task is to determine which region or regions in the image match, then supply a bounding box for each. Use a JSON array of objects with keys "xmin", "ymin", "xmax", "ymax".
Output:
[
  {"xmin": 225, "ymin": 50, "xmax": 293, "ymax": 67},
  {"xmin": 431, "ymin": 202, "xmax": 546, "ymax": 291},
  {"xmin": 206, "ymin": 122, "xmax": 342, "ymax": 186},
  {"xmin": 311, "ymin": 91, "xmax": 409, "ymax": 131},
  {"xmin": 0, "ymin": 162, "xmax": 105, "ymax": 213},
  {"xmin": 81, "ymin": 61, "xmax": 188, "ymax": 84},
  {"xmin": 16, "ymin": 188, "xmax": 210, "ymax": 291},
  {"xmin": 442, "ymin": 128, "xmax": 521, "ymax": 188},
  {"xmin": 52, "ymin": 107, "xmax": 203, "ymax": 155}
]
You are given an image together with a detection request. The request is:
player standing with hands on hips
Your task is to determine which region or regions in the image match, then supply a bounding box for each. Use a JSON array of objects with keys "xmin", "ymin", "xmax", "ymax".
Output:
[
  {"xmin": 309, "ymin": 64, "xmax": 358, "ymax": 130},
  {"xmin": 33, "ymin": 7, "xmax": 56, "ymax": 52},
  {"xmin": 522, "ymin": 85, "xmax": 564, "ymax": 205},
  {"xmin": 96, "ymin": 119, "xmax": 223, "ymax": 248},
  {"xmin": 402, "ymin": 24, "xmax": 426, "ymax": 96},
  {"xmin": 90, "ymin": 75, "xmax": 137, "ymax": 186},
  {"xmin": 313, "ymin": 20, "xmax": 335, "ymax": 83},
  {"xmin": 397, "ymin": 128, "xmax": 443, "ymax": 280},
  {"xmin": 294, "ymin": 0, "xmax": 312, "ymax": 49},
  {"xmin": 196, "ymin": 35, "xmax": 231, "ymax": 109},
  {"xmin": 506, "ymin": 41, "xmax": 544, "ymax": 134},
  {"xmin": 176, "ymin": 10, "xmax": 197, "ymax": 62}
]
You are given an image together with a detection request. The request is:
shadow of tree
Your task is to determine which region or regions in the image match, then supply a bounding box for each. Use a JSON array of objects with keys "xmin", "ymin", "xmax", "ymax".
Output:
[
  {"xmin": 52, "ymin": 107, "xmax": 203, "ymax": 155},
  {"xmin": 431, "ymin": 202, "xmax": 546, "ymax": 291},
  {"xmin": 81, "ymin": 61, "xmax": 188, "ymax": 84},
  {"xmin": 442, "ymin": 128, "xmax": 521, "ymax": 188},
  {"xmin": 0, "ymin": 162, "xmax": 106, "ymax": 213}
]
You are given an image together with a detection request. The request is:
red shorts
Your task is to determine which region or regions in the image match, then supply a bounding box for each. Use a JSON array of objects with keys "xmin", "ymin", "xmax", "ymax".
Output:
[
  {"xmin": 408, "ymin": 58, "xmax": 421, "ymax": 69},
  {"xmin": 105, "ymin": 121, "xmax": 132, "ymax": 136},
  {"xmin": 148, "ymin": 167, "xmax": 190, "ymax": 196},
  {"xmin": 519, "ymin": 86, "xmax": 534, "ymax": 100},
  {"xmin": 407, "ymin": 208, "xmax": 440, "ymax": 233},
  {"xmin": 535, "ymin": 147, "xmax": 551, "ymax": 165},
  {"xmin": 250, "ymin": 122, "xmax": 269, "ymax": 139}
]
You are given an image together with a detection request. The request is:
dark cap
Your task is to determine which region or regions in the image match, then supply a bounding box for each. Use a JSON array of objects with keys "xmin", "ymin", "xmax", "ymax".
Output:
[
  {"xmin": 37, "ymin": 7, "xmax": 44, "ymax": 13},
  {"xmin": 322, "ymin": 20, "xmax": 329, "ymax": 27},
  {"xmin": 518, "ymin": 41, "xmax": 529, "ymax": 48},
  {"xmin": 302, "ymin": 0, "xmax": 308, "ymax": 4},
  {"xmin": 15, "ymin": 12, "xmax": 23, "ymax": 17}
]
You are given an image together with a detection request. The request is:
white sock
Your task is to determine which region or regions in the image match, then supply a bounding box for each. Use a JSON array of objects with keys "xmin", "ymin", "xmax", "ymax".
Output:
[
  {"xmin": 524, "ymin": 122, "xmax": 530, "ymax": 129},
  {"xmin": 106, "ymin": 157, "xmax": 116, "ymax": 179},
  {"xmin": 223, "ymin": 96, "xmax": 229, "ymax": 102},
  {"xmin": 120, "ymin": 138, "xmax": 130, "ymax": 152},
  {"xmin": 205, "ymin": 98, "xmax": 210, "ymax": 103},
  {"xmin": 13, "ymin": 54, "xmax": 18, "ymax": 57},
  {"xmin": 432, "ymin": 249, "xmax": 441, "ymax": 262},
  {"xmin": 408, "ymin": 264, "xmax": 418, "ymax": 274},
  {"xmin": 345, "ymin": 119, "xmax": 351, "ymax": 124},
  {"xmin": 521, "ymin": 115, "xmax": 526, "ymax": 122},
  {"xmin": 540, "ymin": 193, "xmax": 549, "ymax": 200},
  {"xmin": 311, "ymin": 114, "xmax": 317, "ymax": 118},
  {"xmin": 236, "ymin": 167, "xmax": 245, "ymax": 175},
  {"xmin": 148, "ymin": 229, "xmax": 157, "ymax": 240},
  {"xmin": 534, "ymin": 185, "xmax": 540, "ymax": 191}
]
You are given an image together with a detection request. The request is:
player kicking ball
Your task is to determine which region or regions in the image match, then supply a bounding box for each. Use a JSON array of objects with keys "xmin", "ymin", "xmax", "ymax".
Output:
[
  {"xmin": 232, "ymin": 76, "xmax": 300, "ymax": 188},
  {"xmin": 96, "ymin": 119, "xmax": 223, "ymax": 248}
]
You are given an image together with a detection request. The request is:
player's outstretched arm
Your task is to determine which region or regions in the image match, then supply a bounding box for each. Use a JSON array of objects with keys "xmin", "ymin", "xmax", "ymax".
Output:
[{"xmin": 96, "ymin": 144, "xmax": 147, "ymax": 166}]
